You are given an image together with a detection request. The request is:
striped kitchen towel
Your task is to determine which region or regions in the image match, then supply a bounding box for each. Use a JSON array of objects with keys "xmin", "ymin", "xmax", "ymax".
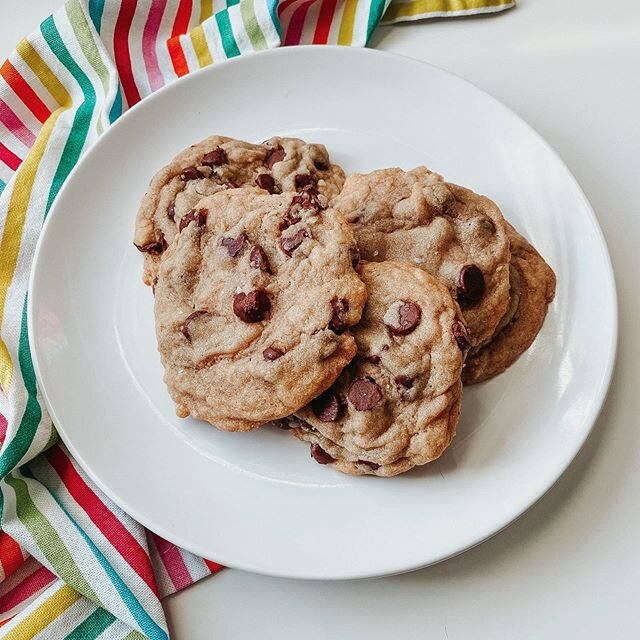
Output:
[{"xmin": 0, "ymin": 0, "xmax": 514, "ymax": 637}]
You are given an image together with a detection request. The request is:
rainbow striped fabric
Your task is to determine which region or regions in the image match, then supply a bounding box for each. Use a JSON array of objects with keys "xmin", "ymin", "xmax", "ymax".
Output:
[{"xmin": 0, "ymin": 0, "xmax": 514, "ymax": 637}]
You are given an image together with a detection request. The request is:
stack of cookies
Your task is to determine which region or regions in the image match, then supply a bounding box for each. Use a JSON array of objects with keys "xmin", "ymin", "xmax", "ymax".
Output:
[{"xmin": 134, "ymin": 136, "xmax": 556, "ymax": 477}]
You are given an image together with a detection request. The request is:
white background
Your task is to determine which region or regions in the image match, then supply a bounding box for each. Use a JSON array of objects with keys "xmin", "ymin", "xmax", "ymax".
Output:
[{"xmin": 1, "ymin": 1, "xmax": 638, "ymax": 638}]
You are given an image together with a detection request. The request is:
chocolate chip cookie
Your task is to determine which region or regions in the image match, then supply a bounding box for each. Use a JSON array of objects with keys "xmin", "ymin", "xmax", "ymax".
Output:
[
  {"xmin": 135, "ymin": 135, "xmax": 346, "ymax": 285},
  {"xmin": 154, "ymin": 187, "xmax": 366, "ymax": 432},
  {"xmin": 462, "ymin": 225, "xmax": 556, "ymax": 383},
  {"xmin": 333, "ymin": 168, "xmax": 511, "ymax": 348},
  {"xmin": 285, "ymin": 261, "xmax": 465, "ymax": 477}
]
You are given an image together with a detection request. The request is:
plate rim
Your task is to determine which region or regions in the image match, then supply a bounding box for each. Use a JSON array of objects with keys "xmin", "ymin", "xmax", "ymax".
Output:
[{"xmin": 27, "ymin": 45, "xmax": 619, "ymax": 580}]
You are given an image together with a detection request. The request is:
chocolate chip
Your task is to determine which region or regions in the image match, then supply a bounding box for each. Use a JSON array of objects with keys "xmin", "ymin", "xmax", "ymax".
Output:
[
  {"xmin": 310, "ymin": 444, "xmax": 335, "ymax": 465},
  {"xmin": 348, "ymin": 378, "xmax": 383, "ymax": 411},
  {"xmin": 457, "ymin": 264, "xmax": 485, "ymax": 305},
  {"xmin": 263, "ymin": 346, "xmax": 284, "ymax": 361},
  {"xmin": 349, "ymin": 246, "xmax": 360, "ymax": 268},
  {"xmin": 280, "ymin": 211, "xmax": 301, "ymax": 231},
  {"xmin": 279, "ymin": 201, "xmax": 302, "ymax": 231},
  {"xmin": 201, "ymin": 147, "xmax": 227, "ymax": 166},
  {"xmin": 367, "ymin": 355, "xmax": 381, "ymax": 364},
  {"xmin": 250, "ymin": 245, "xmax": 272, "ymax": 274},
  {"xmin": 265, "ymin": 145, "xmax": 285, "ymax": 169},
  {"xmin": 394, "ymin": 375, "xmax": 415, "ymax": 389},
  {"xmin": 358, "ymin": 460, "xmax": 380, "ymax": 470},
  {"xmin": 295, "ymin": 173, "xmax": 317, "ymax": 191},
  {"xmin": 281, "ymin": 188, "xmax": 323, "ymax": 231},
  {"xmin": 167, "ymin": 201, "xmax": 175, "ymax": 222},
  {"xmin": 314, "ymin": 158, "xmax": 328, "ymax": 171},
  {"xmin": 280, "ymin": 229, "xmax": 308, "ymax": 256},
  {"xmin": 233, "ymin": 290, "xmax": 271, "ymax": 323},
  {"xmin": 221, "ymin": 233, "xmax": 246, "ymax": 257},
  {"xmin": 180, "ymin": 166, "xmax": 203, "ymax": 181},
  {"xmin": 386, "ymin": 301, "xmax": 422, "ymax": 336},
  {"xmin": 297, "ymin": 184, "xmax": 322, "ymax": 209},
  {"xmin": 181, "ymin": 310, "xmax": 208, "ymax": 342},
  {"xmin": 311, "ymin": 391, "xmax": 346, "ymax": 422},
  {"xmin": 452, "ymin": 320, "xmax": 470, "ymax": 351},
  {"xmin": 179, "ymin": 208, "xmax": 207, "ymax": 231},
  {"xmin": 255, "ymin": 173, "xmax": 277, "ymax": 194},
  {"xmin": 329, "ymin": 297, "xmax": 349, "ymax": 333},
  {"xmin": 134, "ymin": 234, "xmax": 167, "ymax": 255}
]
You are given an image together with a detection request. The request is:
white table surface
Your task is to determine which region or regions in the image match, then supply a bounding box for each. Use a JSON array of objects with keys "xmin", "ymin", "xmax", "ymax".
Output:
[{"xmin": 1, "ymin": 1, "xmax": 638, "ymax": 637}]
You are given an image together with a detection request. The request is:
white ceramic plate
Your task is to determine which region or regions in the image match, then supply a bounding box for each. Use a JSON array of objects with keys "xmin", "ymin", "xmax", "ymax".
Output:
[{"xmin": 29, "ymin": 47, "xmax": 617, "ymax": 580}]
